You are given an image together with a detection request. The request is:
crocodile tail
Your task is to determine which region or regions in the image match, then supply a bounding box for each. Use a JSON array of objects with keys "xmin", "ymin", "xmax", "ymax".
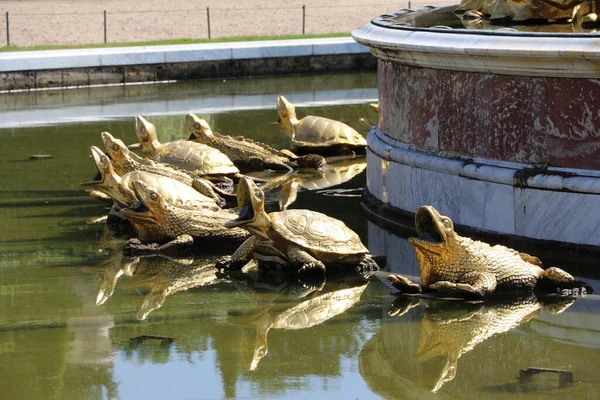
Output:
[{"xmin": 296, "ymin": 154, "xmax": 328, "ymax": 171}]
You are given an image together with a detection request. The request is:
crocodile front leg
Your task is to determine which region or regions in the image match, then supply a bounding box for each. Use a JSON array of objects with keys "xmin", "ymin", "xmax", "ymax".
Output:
[
  {"xmin": 287, "ymin": 245, "xmax": 326, "ymax": 276},
  {"xmin": 217, "ymin": 236, "xmax": 257, "ymax": 270},
  {"xmin": 429, "ymin": 271, "xmax": 497, "ymax": 299},
  {"xmin": 387, "ymin": 274, "xmax": 423, "ymax": 294}
]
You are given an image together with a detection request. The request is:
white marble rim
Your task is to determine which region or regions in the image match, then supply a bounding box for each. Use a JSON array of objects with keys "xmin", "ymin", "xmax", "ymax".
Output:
[
  {"xmin": 368, "ymin": 126, "xmax": 600, "ymax": 194},
  {"xmin": 352, "ymin": 22, "xmax": 600, "ymax": 77},
  {"xmin": 0, "ymin": 37, "xmax": 369, "ymax": 72}
]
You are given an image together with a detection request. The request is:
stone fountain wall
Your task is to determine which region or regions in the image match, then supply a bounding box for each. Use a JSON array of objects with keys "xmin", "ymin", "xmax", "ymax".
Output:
[{"xmin": 354, "ymin": 6, "xmax": 600, "ymax": 247}]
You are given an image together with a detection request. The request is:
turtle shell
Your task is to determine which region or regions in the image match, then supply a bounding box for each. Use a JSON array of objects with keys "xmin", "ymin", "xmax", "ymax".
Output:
[
  {"xmin": 293, "ymin": 116, "xmax": 367, "ymax": 148},
  {"xmin": 270, "ymin": 209, "xmax": 368, "ymax": 255},
  {"xmin": 120, "ymin": 171, "xmax": 220, "ymax": 210},
  {"xmin": 155, "ymin": 140, "xmax": 239, "ymax": 175}
]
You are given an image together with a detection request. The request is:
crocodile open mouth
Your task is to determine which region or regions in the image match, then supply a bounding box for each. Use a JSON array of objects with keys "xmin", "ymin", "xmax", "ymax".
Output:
[{"xmin": 415, "ymin": 208, "xmax": 443, "ymax": 244}]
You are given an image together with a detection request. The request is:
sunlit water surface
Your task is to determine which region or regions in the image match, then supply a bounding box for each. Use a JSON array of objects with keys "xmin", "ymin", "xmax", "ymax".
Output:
[{"xmin": 0, "ymin": 73, "xmax": 599, "ymax": 400}]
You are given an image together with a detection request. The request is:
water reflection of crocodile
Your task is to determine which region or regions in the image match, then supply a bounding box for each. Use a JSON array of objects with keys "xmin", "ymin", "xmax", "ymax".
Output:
[
  {"xmin": 92, "ymin": 249, "xmax": 229, "ymax": 320},
  {"xmin": 360, "ymin": 294, "xmax": 578, "ymax": 396},
  {"xmin": 224, "ymin": 270, "xmax": 369, "ymax": 370},
  {"xmin": 388, "ymin": 206, "xmax": 589, "ymax": 299}
]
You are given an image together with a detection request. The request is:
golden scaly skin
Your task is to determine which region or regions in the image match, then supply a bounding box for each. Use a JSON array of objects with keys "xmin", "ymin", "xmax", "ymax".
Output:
[
  {"xmin": 217, "ymin": 177, "xmax": 379, "ymax": 275},
  {"xmin": 101, "ymin": 131, "xmax": 231, "ymax": 204},
  {"xmin": 388, "ymin": 205, "xmax": 584, "ymax": 299},
  {"xmin": 81, "ymin": 146, "xmax": 221, "ymax": 211},
  {"xmin": 386, "ymin": 295, "xmax": 576, "ymax": 392},
  {"xmin": 271, "ymin": 96, "xmax": 367, "ymax": 154},
  {"xmin": 185, "ymin": 114, "xmax": 327, "ymax": 173},
  {"xmin": 118, "ymin": 180, "xmax": 250, "ymax": 244}
]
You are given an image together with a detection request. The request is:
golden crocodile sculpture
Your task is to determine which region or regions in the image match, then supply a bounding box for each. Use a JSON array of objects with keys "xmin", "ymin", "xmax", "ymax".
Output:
[
  {"xmin": 217, "ymin": 176, "xmax": 381, "ymax": 275},
  {"xmin": 118, "ymin": 180, "xmax": 250, "ymax": 244},
  {"xmin": 185, "ymin": 113, "xmax": 327, "ymax": 173},
  {"xmin": 388, "ymin": 205, "xmax": 589, "ymax": 299},
  {"xmin": 271, "ymin": 96, "xmax": 367, "ymax": 155}
]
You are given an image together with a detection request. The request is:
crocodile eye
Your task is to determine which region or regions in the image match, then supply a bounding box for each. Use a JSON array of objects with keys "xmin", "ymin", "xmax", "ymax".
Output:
[
  {"xmin": 100, "ymin": 156, "xmax": 108, "ymax": 164},
  {"xmin": 195, "ymin": 123, "xmax": 201, "ymax": 130},
  {"xmin": 441, "ymin": 218, "xmax": 452, "ymax": 228},
  {"xmin": 112, "ymin": 144, "xmax": 119, "ymax": 151},
  {"xmin": 150, "ymin": 192, "xmax": 158, "ymax": 201}
]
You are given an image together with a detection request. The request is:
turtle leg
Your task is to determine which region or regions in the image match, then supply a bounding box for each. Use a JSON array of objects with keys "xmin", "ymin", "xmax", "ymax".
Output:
[
  {"xmin": 387, "ymin": 274, "xmax": 422, "ymax": 294},
  {"xmin": 355, "ymin": 254, "xmax": 381, "ymax": 272},
  {"xmin": 538, "ymin": 267, "xmax": 589, "ymax": 296},
  {"xmin": 287, "ymin": 245, "xmax": 326, "ymax": 276},
  {"xmin": 191, "ymin": 179, "xmax": 225, "ymax": 206},
  {"xmin": 216, "ymin": 236, "xmax": 257, "ymax": 270},
  {"xmin": 429, "ymin": 271, "xmax": 497, "ymax": 299}
]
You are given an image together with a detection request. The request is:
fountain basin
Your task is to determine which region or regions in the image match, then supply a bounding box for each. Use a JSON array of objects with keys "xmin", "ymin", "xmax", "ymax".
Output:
[{"xmin": 353, "ymin": 5, "xmax": 600, "ymax": 247}]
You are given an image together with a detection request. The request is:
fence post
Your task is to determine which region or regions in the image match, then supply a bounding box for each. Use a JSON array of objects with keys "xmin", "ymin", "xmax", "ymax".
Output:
[
  {"xmin": 408, "ymin": 1, "xmax": 412, "ymax": 8},
  {"xmin": 6, "ymin": 12, "xmax": 9, "ymax": 46},
  {"xmin": 302, "ymin": 5, "xmax": 305, "ymax": 35},
  {"xmin": 104, "ymin": 10, "xmax": 107, "ymax": 43},
  {"xmin": 206, "ymin": 7, "xmax": 211, "ymax": 39}
]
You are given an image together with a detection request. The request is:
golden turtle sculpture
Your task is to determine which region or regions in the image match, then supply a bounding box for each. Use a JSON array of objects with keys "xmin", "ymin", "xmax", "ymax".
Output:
[
  {"xmin": 130, "ymin": 116, "xmax": 240, "ymax": 181},
  {"xmin": 81, "ymin": 145, "xmax": 221, "ymax": 211},
  {"xmin": 271, "ymin": 96, "xmax": 367, "ymax": 155},
  {"xmin": 100, "ymin": 131, "xmax": 231, "ymax": 203},
  {"xmin": 217, "ymin": 177, "xmax": 381, "ymax": 275}
]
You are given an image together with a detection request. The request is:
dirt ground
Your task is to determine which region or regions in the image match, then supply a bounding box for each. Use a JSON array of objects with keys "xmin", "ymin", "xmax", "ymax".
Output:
[{"xmin": 0, "ymin": 0, "xmax": 449, "ymax": 47}]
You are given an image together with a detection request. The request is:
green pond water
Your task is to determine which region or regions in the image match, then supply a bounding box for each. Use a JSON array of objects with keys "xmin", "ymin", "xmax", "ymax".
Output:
[{"xmin": 0, "ymin": 73, "xmax": 599, "ymax": 400}]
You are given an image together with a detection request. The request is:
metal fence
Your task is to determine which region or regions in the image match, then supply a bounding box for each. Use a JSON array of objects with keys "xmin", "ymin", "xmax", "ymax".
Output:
[{"xmin": 0, "ymin": 2, "xmax": 435, "ymax": 47}]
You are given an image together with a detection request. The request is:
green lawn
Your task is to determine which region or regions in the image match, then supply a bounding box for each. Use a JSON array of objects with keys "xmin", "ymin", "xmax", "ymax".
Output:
[{"xmin": 0, "ymin": 33, "xmax": 350, "ymax": 52}]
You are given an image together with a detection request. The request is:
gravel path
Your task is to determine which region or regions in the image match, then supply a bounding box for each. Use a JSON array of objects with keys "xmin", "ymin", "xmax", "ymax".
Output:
[{"xmin": 0, "ymin": 0, "xmax": 449, "ymax": 47}]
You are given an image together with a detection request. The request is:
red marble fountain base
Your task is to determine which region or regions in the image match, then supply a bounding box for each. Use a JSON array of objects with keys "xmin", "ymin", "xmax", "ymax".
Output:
[{"xmin": 379, "ymin": 62, "xmax": 600, "ymax": 170}]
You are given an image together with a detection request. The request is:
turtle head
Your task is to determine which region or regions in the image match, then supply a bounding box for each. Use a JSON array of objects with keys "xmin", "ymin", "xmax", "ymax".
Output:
[
  {"xmin": 186, "ymin": 113, "xmax": 214, "ymax": 141},
  {"xmin": 131, "ymin": 116, "xmax": 160, "ymax": 155},
  {"xmin": 408, "ymin": 206, "xmax": 456, "ymax": 252},
  {"xmin": 80, "ymin": 146, "xmax": 119, "ymax": 189},
  {"xmin": 101, "ymin": 132, "xmax": 130, "ymax": 163},
  {"xmin": 225, "ymin": 177, "xmax": 270, "ymax": 239},
  {"xmin": 270, "ymin": 96, "xmax": 297, "ymax": 138}
]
